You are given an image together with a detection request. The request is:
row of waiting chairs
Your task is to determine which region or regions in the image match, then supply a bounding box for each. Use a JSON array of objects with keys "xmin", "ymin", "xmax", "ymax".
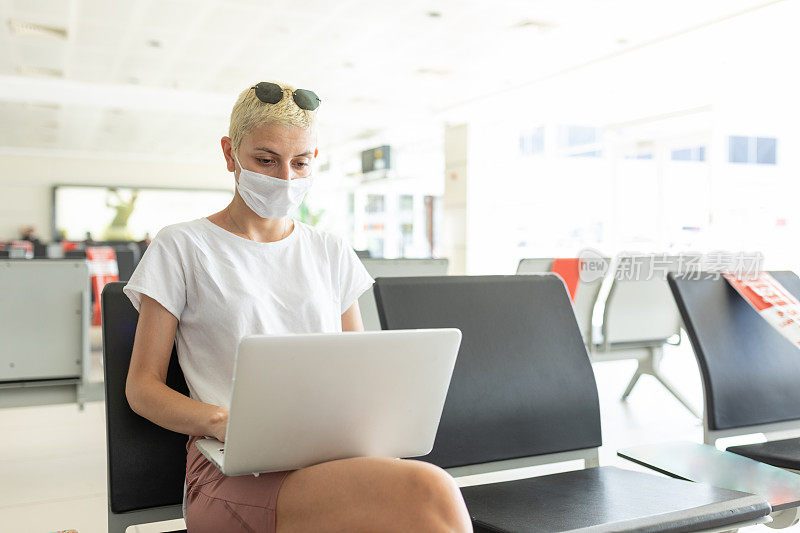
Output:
[
  {"xmin": 0, "ymin": 242, "xmax": 143, "ymax": 281},
  {"xmin": 0, "ymin": 260, "xmax": 91, "ymax": 408},
  {"xmin": 517, "ymin": 256, "xmax": 697, "ymax": 416},
  {"xmin": 358, "ymin": 256, "xmax": 696, "ymax": 416},
  {"xmin": 101, "ymin": 270, "xmax": 800, "ymax": 532}
]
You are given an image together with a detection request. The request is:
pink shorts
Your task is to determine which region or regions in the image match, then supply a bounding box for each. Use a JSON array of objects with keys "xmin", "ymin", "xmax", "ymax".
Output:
[{"xmin": 185, "ymin": 436, "xmax": 293, "ymax": 533}]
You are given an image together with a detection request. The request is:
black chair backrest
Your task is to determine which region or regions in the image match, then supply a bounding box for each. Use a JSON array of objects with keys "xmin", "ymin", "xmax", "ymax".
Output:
[
  {"xmin": 33, "ymin": 242, "xmax": 47, "ymax": 258},
  {"xmin": 374, "ymin": 275, "xmax": 602, "ymax": 469},
  {"xmin": 65, "ymin": 250, "xmax": 86, "ymax": 259},
  {"xmin": 668, "ymin": 271, "xmax": 800, "ymax": 431},
  {"xmin": 113, "ymin": 246, "xmax": 137, "ymax": 282},
  {"xmin": 101, "ymin": 281, "xmax": 189, "ymax": 514}
]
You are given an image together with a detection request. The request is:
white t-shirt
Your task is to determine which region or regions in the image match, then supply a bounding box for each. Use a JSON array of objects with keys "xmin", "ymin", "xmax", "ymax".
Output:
[{"xmin": 123, "ymin": 217, "xmax": 374, "ymax": 409}]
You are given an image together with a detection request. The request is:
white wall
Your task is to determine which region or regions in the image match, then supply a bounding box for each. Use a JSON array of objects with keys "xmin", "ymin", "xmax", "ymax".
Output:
[{"xmin": 0, "ymin": 151, "xmax": 231, "ymax": 241}]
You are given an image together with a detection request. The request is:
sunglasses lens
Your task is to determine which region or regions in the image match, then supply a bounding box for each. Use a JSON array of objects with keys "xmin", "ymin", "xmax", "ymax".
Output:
[
  {"xmin": 253, "ymin": 82, "xmax": 283, "ymax": 104},
  {"xmin": 292, "ymin": 89, "xmax": 321, "ymax": 111}
]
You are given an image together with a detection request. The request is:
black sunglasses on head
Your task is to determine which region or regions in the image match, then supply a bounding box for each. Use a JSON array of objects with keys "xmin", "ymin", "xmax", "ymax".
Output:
[{"xmin": 252, "ymin": 82, "xmax": 321, "ymax": 111}]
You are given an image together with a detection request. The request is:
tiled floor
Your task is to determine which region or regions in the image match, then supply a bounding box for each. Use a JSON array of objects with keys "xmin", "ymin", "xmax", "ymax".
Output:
[{"xmin": 1, "ymin": 342, "xmax": 797, "ymax": 532}]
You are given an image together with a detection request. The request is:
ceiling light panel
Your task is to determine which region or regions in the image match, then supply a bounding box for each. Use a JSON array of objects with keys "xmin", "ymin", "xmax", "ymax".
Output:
[{"xmin": 7, "ymin": 19, "xmax": 68, "ymax": 40}]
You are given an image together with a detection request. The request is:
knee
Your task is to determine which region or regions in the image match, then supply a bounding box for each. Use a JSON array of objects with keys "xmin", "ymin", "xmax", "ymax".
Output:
[{"xmin": 400, "ymin": 461, "xmax": 471, "ymax": 532}]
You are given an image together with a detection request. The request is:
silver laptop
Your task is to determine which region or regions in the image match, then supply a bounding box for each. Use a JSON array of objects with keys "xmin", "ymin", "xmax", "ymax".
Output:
[{"xmin": 196, "ymin": 329, "xmax": 461, "ymax": 476}]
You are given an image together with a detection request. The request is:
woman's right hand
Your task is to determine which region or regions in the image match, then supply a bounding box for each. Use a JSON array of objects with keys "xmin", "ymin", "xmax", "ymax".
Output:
[{"xmin": 207, "ymin": 406, "xmax": 229, "ymax": 442}]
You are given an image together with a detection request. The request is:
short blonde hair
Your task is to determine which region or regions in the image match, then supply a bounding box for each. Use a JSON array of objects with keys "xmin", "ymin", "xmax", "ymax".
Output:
[{"xmin": 228, "ymin": 81, "xmax": 317, "ymax": 151}]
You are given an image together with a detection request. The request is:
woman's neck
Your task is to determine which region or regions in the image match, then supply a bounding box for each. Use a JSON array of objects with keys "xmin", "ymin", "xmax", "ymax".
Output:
[{"xmin": 215, "ymin": 196, "xmax": 292, "ymax": 243}]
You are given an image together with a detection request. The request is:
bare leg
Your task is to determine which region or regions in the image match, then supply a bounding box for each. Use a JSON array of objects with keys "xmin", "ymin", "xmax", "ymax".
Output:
[{"xmin": 276, "ymin": 457, "xmax": 472, "ymax": 533}]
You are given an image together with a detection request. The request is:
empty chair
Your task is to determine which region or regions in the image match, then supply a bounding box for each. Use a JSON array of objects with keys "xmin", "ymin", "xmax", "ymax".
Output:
[
  {"xmin": 113, "ymin": 242, "xmax": 141, "ymax": 281},
  {"xmin": 46, "ymin": 242, "xmax": 65, "ymax": 258},
  {"xmin": 594, "ymin": 255, "xmax": 698, "ymax": 416},
  {"xmin": 32, "ymin": 241, "xmax": 47, "ymax": 258},
  {"xmin": 668, "ymin": 271, "xmax": 800, "ymax": 449},
  {"xmin": 0, "ymin": 259, "xmax": 90, "ymax": 408},
  {"xmin": 101, "ymin": 282, "xmax": 187, "ymax": 533},
  {"xmin": 615, "ymin": 271, "xmax": 800, "ymax": 529},
  {"xmin": 517, "ymin": 255, "xmax": 696, "ymax": 416},
  {"xmin": 8, "ymin": 246, "xmax": 28, "ymax": 258},
  {"xmin": 65, "ymin": 249, "xmax": 87, "ymax": 259},
  {"xmin": 359, "ymin": 258, "xmax": 448, "ymax": 331},
  {"xmin": 517, "ymin": 257, "xmax": 606, "ymax": 345},
  {"xmin": 374, "ymin": 274, "xmax": 770, "ymax": 532}
]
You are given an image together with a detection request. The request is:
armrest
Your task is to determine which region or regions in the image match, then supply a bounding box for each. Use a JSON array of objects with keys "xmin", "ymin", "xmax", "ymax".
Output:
[{"xmin": 618, "ymin": 441, "xmax": 800, "ymax": 512}]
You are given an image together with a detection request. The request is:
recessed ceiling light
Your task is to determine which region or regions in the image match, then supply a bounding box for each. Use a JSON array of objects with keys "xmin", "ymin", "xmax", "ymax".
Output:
[
  {"xmin": 29, "ymin": 103, "xmax": 61, "ymax": 111},
  {"xmin": 416, "ymin": 68, "xmax": 451, "ymax": 76},
  {"xmin": 7, "ymin": 19, "xmax": 68, "ymax": 40},
  {"xmin": 16, "ymin": 65, "xmax": 64, "ymax": 78},
  {"xmin": 512, "ymin": 19, "xmax": 556, "ymax": 31},
  {"xmin": 353, "ymin": 129, "xmax": 381, "ymax": 140},
  {"xmin": 349, "ymin": 96, "xmax": 381, "ymax": 105}
]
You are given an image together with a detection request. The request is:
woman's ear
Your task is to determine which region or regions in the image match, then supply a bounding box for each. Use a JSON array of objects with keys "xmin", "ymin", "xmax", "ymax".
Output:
[{"xmin": 221, "ymin": 137, "xmax": 236, "ymax": 172}]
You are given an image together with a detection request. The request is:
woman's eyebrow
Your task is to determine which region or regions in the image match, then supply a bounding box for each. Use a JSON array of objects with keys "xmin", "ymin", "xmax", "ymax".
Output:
[{"xmin": 253, "ymin": 147, "xmax": 313, "ymax": 158}]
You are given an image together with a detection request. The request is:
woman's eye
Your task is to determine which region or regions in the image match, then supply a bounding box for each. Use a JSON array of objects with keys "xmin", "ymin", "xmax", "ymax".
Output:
[
  {"xmin": 257, "ymin": 158, "xmax": 274, "ymax": 165},
  {"xmin": 294, "ymin": 161, "xmax": 309, "ymax": 167}
]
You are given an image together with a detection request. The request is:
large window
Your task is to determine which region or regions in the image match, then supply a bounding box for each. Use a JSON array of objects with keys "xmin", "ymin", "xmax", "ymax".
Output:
[
  {"xmin": 365, "ymin": 194, "xmax": 385, "ymax": 213},
  {"xmin": 560, "ymin": 125, "xmax": 602, "ymax": 157},
  {"xmin": 671, "ymin": 146, "xmax": 706, "ymax": 161},
  {"xmin": 519, "ymin": 126, "xmax": 545, "ymax": 156},
  {"xmin": 729, "ymin": 136, "xmax": 777, "ymax": 164},
  {"xmin": 53, "ymin": 185, "xmax": 232, "ymax": 241}
]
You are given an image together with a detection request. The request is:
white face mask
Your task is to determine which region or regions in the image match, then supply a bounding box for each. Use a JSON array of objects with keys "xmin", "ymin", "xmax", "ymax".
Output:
[{"xmin": 234, "ymin": 153, "xmax": 313, "ymax": 219}]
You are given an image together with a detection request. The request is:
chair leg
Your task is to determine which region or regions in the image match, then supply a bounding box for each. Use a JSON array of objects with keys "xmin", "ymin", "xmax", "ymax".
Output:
[
  {"xmin": 620, "ymin": 364, "xmax": 644, "ymax": 401},
  {"xmin": 620, "ymin": 347, "xmax": 701, "ymax": 419},
  {"xmin": 651, "ymin": 369, "xmax": 701, "ymax": 419}
]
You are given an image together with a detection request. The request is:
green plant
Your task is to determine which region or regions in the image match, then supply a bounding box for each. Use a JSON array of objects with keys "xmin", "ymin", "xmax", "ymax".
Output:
[{"xmin": 296, "ymin": 200, "xmax": 324, "ymax": 226}]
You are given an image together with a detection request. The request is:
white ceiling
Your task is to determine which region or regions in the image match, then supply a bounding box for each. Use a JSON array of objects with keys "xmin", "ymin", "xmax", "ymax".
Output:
[{"xmin": 0, "ymin": 0, "xmax": 787, "ymax": 159}]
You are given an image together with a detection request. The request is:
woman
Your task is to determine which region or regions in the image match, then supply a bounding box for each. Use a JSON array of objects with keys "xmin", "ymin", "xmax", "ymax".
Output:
[{"xmin": 123, "ymin": 81, "xmax": 472, "ymax": 533}]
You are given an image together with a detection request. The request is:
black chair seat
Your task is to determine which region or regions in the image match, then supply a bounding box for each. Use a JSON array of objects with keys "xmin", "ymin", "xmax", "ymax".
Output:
[
  {"xmin": 462, "ymin": 466, "xmax": 769, "ymax": 533},
  {"xmin": 728, "ymin": 437, "xmax": 800, "ymax": 471}
]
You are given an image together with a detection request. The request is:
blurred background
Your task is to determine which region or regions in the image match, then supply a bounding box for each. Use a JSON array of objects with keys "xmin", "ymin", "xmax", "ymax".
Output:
[
  {"xmin": 1, "ymin": 0, "xmax": 799, "ymax": 531},
  {"xmin": 1, "ymin": 0, "xmax": 798, "ymax": 272}
]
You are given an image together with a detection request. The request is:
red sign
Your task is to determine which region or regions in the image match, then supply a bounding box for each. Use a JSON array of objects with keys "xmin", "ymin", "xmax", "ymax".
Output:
[
  {"xmin": 86, "ymin": 246, "xmax": 119, "ymax": 326},
  {"xmin": 724, "ymin": 272, "xmax": 800, "ymax": 349},
  {"xmin": 551, "ymin": 258, "xmax": 581, "ymax": 301}
]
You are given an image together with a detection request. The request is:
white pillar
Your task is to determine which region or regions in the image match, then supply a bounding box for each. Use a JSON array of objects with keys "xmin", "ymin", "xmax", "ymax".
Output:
[{"xmin": 443, "ymin": 124, "xmax": 468, "ymax": 274}]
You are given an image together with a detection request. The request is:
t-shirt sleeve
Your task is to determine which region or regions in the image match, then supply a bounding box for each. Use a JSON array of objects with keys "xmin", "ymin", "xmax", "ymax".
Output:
[
  {"xmin": 123, "ymin": 227, "xmax": 187, "ymax": 320},
  {"xmin": 337, "ymin": 242, "xmax": 374, "ymax": 315}
]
